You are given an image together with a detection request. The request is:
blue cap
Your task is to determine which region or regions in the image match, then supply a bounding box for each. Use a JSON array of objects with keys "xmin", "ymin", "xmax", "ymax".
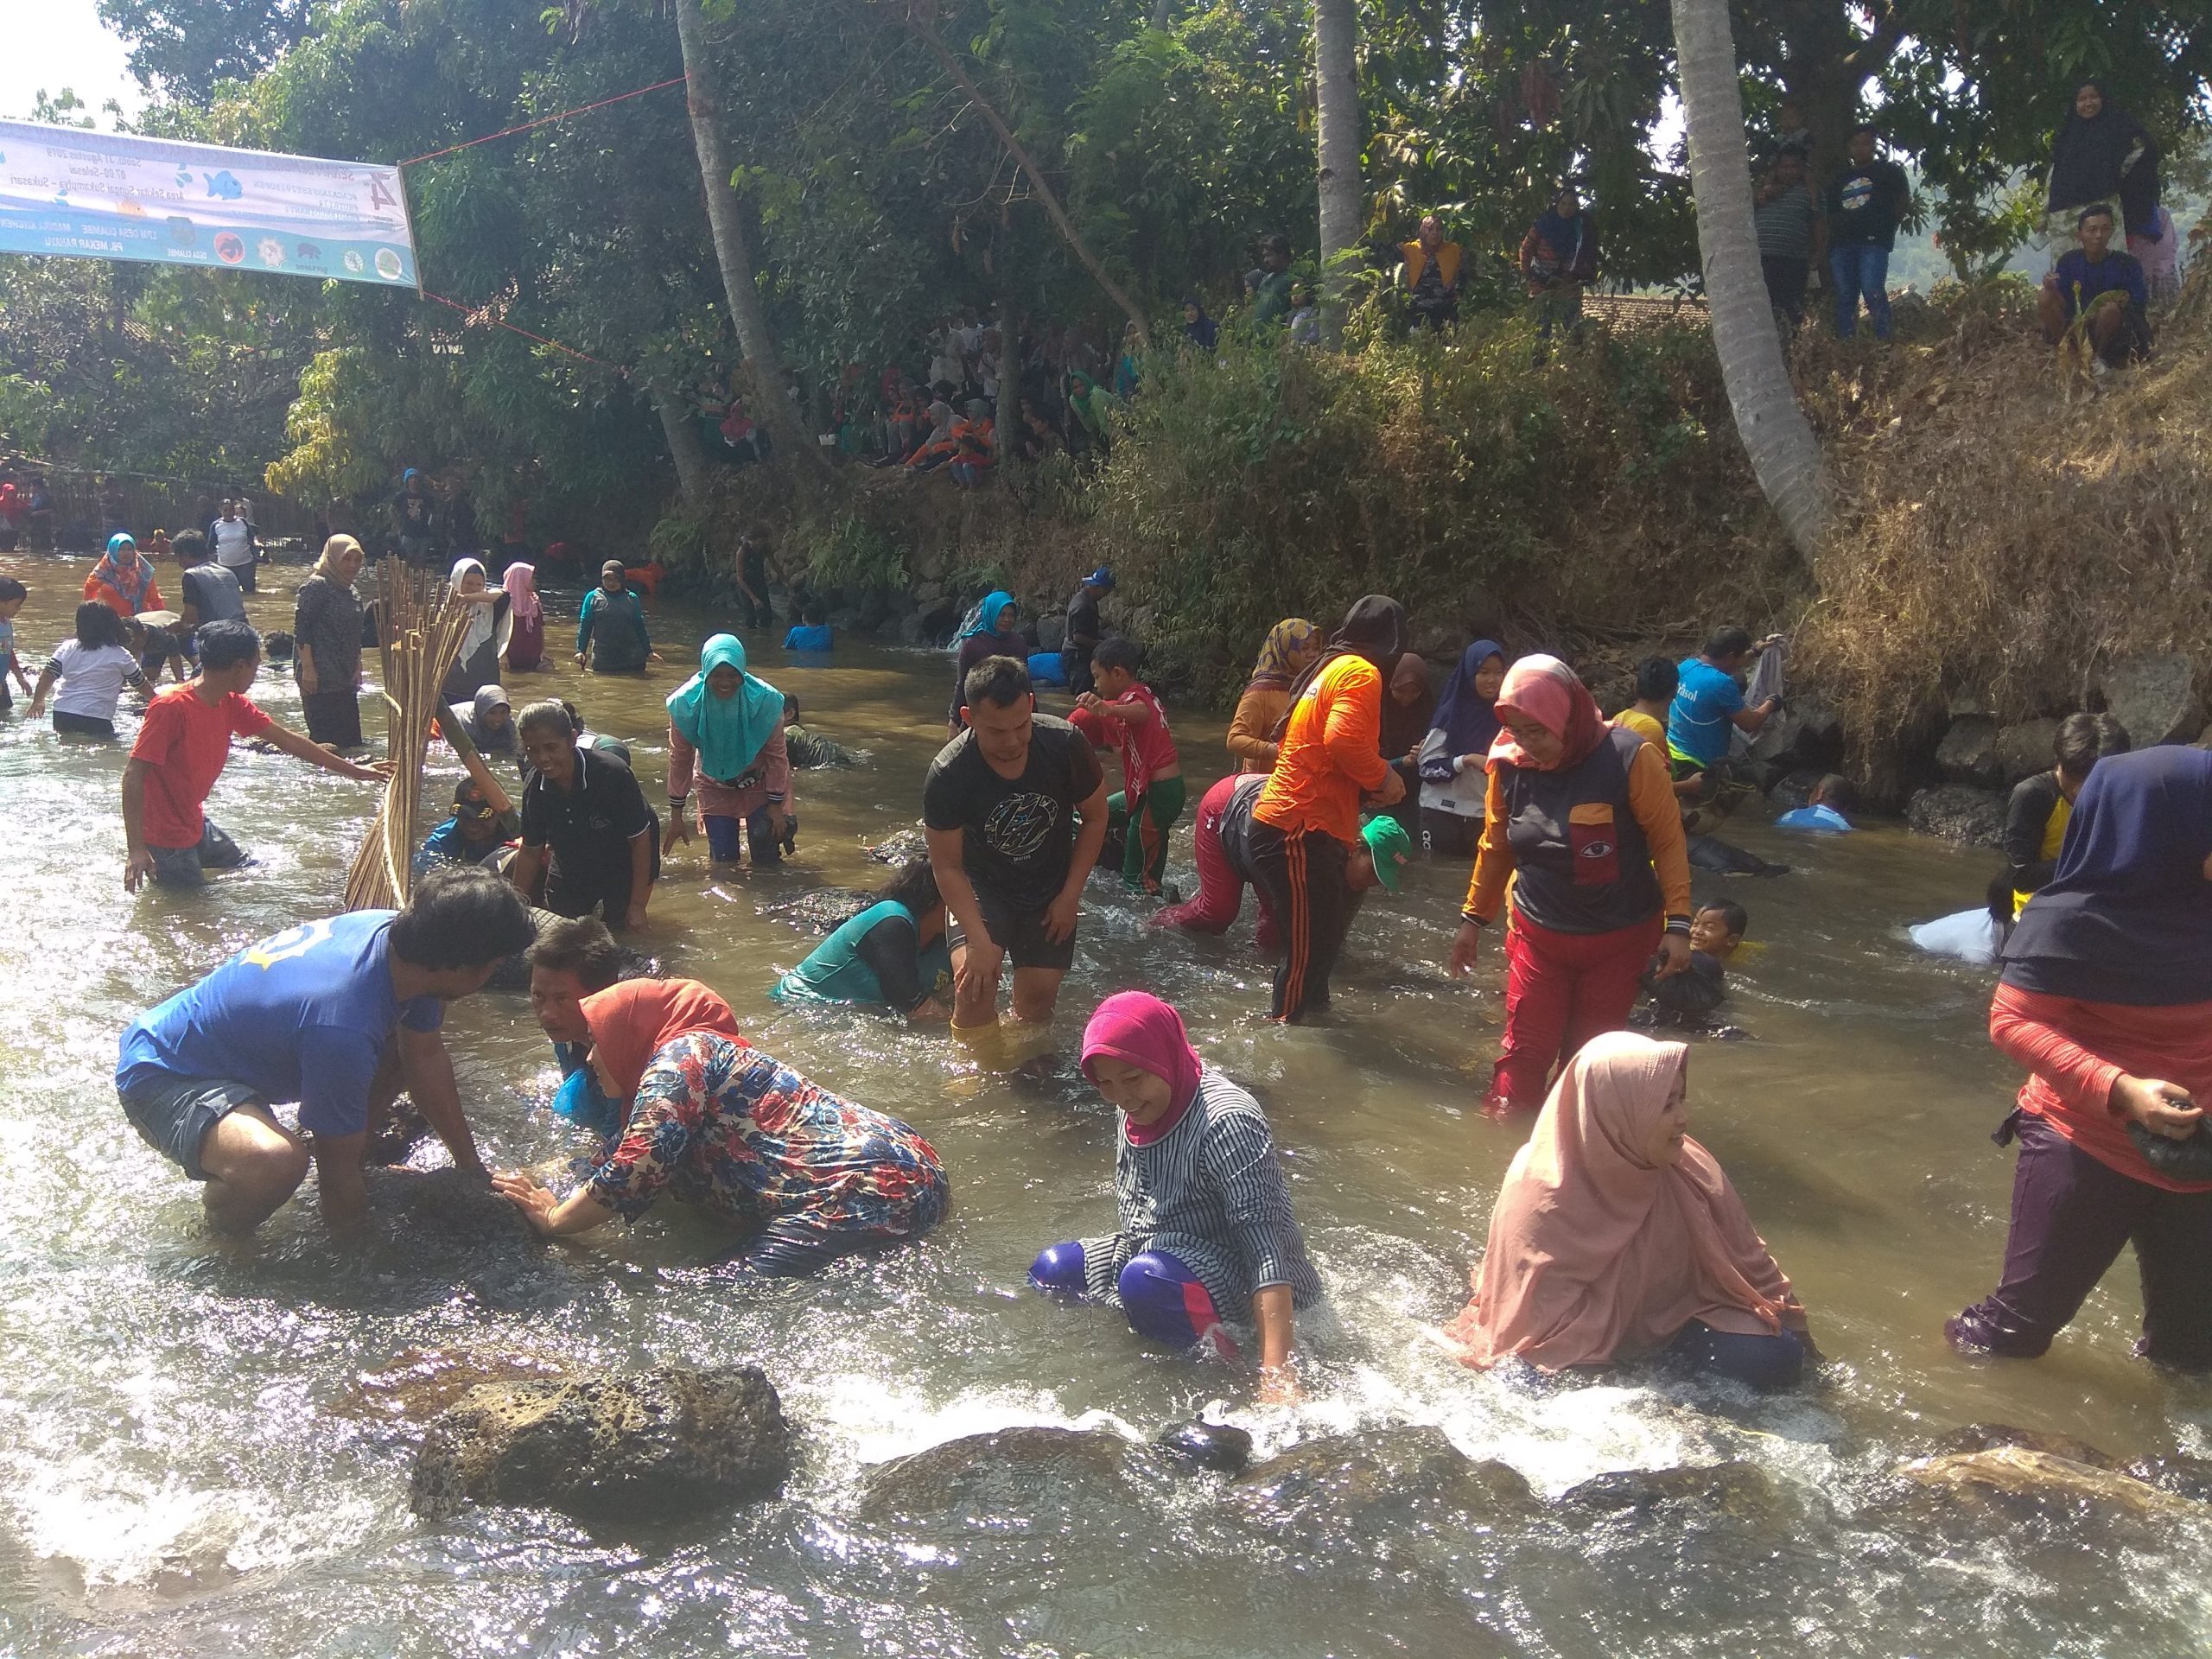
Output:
[{"xmin": 1085, "ymin": 566, "xmax": 1115, "ymax": 590}]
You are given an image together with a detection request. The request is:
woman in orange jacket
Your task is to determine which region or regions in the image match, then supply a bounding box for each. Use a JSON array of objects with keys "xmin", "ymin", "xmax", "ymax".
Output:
[
  {"xmin": 1448, "ymin": 655, "xmax": 1692, "ymax": 1113},
  {"xmin": 1248, "ymin": 596, "xmax": 1408, "ymax": 1022}
]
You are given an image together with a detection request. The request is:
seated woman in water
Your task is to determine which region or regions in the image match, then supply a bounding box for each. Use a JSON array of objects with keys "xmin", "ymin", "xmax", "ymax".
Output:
[
  {"xmin": 1030, "ymin": 992, "xmax": 1320, "ymax": 1403},
  {"xmin": 493, "ymin": 978, "xmax": 950, "ymax": 1275},
  {"xmin": 1441, "ymin": 1030, "xmax": 1812, "ymax": 1390},
  {"xmin": 1949, "ymin": 747, "xmax": 2212, "ymax": 1369},
  {"xmin": 771, "ymin": 859, "xmax": 956, "ymax": 1021}
]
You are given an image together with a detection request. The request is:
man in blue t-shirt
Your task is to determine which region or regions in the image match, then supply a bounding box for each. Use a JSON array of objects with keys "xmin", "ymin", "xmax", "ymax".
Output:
[
  {"xmin": 2038, "ymin": 203, "xmax": 2153, "ymax": 372},
  {"xmin": 1669, "ymin": 625, "xmax": 1781, "ymax": 788},
  {"xmin": 115, "ymin": 868, "xmax": 537, "ymax": 1233}
]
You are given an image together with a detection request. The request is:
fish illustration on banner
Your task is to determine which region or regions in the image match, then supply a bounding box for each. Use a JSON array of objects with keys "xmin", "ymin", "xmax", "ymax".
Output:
[{"xmin": 0, "ymin": 118, "xmax": 417, "ymax": 288}]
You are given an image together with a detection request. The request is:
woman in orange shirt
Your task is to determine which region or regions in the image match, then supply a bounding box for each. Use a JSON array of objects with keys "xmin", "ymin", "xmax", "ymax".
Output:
[
  {"xmin": 1448, "ymin": 656, "xmax": 1693, "ymax": 1113},
  {"xmin": 1224, "ymin": 618, "xmax": 1319, "ymax": 772},
  {"xmin": 1248, "ymin": 596, "xmax": 1408, "ymax": 1022}
]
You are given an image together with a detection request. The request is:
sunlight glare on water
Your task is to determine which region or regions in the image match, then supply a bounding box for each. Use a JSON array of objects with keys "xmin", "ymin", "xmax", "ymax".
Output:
[{"xmin": 1, "ymin": 554, "xmax": 2209, "ymax": 1655}]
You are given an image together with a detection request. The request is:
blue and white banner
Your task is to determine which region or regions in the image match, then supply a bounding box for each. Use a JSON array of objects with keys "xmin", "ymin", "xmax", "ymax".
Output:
[{"xmin": 0, "ymin": 119, "xmax": 417, "ymax": 286}]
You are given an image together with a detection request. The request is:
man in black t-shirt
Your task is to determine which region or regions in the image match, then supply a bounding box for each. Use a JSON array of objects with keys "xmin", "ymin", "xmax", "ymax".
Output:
[
  {"xmin": 509, "ymin": 702, "xmax": 656, "ymax": 931},
  {"xmin": 923, "ymin": 654, "xmax": 1108, "ymax": 1031},
  {"xmin": 1822, "ymin": 124, "xmax": 1911, "ymax": 341}
]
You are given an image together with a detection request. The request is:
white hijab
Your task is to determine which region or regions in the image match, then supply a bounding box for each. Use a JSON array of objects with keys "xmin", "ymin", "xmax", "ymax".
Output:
[{"xmin": 451, "ymin": 557, "xmax": 497, "ymax": 657}]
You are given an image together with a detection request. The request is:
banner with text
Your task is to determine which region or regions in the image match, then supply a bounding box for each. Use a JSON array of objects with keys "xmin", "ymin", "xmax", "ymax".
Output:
[{"xmin": 0, "ymin": 119, "xmax": 416, "ymax": 287}]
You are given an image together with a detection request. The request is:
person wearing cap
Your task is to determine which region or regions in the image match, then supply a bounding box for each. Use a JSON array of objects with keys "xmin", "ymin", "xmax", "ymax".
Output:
[
  {"xmin": 1154, "ymin": 770, "xmax": 1410, "ymax": 950},
  {"xmin": 1062, "ymin": 565, "xmax": 1114, "ymax": 697},
  {"xmin": 416, "ymin": 772, "xmax": 522, "ymax": 875},
  {"xmin": 575, "ymin": 561, "xmax": 660, "ymax": 676}
]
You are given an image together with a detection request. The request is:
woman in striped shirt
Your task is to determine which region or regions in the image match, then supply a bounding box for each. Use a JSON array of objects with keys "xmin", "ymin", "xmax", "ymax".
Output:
[{"xmin": 1030, "ymin": 992, "xmax": 1320, "ymax": 1403}]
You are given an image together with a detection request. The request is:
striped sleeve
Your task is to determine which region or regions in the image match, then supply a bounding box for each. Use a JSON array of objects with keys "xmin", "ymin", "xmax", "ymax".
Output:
[{"xmin": 1198, "ymin": 1097, "xmax": 1309, "ymax": 1294}]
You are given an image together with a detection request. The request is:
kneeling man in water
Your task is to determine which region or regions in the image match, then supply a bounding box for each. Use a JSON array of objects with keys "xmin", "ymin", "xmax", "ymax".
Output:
[{"xmin": 114, "ymin": 867, "xmax": 537, "ymax": 1233}]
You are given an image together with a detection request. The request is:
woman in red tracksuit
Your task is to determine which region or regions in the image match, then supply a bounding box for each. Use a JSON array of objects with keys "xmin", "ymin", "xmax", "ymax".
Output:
[{"xmin": 1448, "ymin": 655, "xmax": 1693, "ymax": 1113}]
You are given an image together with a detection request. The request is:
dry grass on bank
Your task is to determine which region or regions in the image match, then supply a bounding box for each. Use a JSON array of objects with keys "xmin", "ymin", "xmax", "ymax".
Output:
[{"xmin": 1796, "ymin": 271, "xmax": 2212, "ymax": 793}]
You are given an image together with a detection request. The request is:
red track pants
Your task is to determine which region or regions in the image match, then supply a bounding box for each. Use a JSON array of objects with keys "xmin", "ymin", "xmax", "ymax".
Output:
[{"xmin": 1491, "ymin": 910, "xmax": 1663, "ymax": 1111}]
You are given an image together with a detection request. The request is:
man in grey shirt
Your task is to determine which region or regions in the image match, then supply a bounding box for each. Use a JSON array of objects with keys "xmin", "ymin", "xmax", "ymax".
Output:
[
  {"xmin": 169, "ymin": 529, "xmax": 246, "ymax": 626},
  {"xmin": 207, "ymin": 498, "xmax": 258, "ymax": 594}
]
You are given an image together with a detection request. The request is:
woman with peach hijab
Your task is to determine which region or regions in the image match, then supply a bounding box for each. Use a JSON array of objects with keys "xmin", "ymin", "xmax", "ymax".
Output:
[{"xmin": 1443, "ymin": 1031, "xmax": 1812, "ymax": 1389}]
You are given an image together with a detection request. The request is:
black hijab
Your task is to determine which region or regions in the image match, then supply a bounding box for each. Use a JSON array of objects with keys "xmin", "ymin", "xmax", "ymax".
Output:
[
  {"xmin": 2048, "ymin": 81, "xmax": 2158, "ymax": 218},
  {"xmin": 2000, "ymin": 746, "xmax": 2212, "ymax": 1006},
  {"xmin": 1270, "ymin": 594, "xmax": 1409, "ymax": 740}
]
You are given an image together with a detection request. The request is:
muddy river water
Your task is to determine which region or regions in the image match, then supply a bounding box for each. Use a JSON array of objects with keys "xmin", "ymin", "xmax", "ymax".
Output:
[{"xmin": 1, "ymin": 554, "xmax": 2208, "ymax": 1656}]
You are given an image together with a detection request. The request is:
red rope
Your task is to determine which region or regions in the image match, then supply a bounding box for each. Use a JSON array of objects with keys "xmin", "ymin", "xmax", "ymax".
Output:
[
  {"xmin": 419, "ymin": 289, "xmax": 627, "ymax": 373},
  {"xmin": 398, "ymin": 75, "xmax": 688, "ymax": 168}
]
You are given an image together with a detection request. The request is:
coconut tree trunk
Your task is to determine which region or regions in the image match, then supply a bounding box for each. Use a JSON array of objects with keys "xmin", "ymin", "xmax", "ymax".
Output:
[
  {"xmin": 1313, "ymin": 0, "xmax": 1362, "ymax": 346},
  {"xmin": 652, "ymin": 383, "xmax": 712, "ymax": 508},
  {"xmin": 673, "ymin": 0, "xmax": 816, "ymax": 469},
  {"xmin": 1671, "ymin": 0, "xmax": 1828, "ymax": 556}
]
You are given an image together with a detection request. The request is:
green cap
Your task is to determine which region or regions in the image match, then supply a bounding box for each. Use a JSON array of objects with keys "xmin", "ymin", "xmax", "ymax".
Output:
[{"xmin": 1361, "ymin": 813, "xmax": 1412, "ymax": 893}]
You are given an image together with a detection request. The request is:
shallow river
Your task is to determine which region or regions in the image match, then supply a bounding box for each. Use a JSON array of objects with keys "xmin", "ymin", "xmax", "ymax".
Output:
[{"xmin": 2, "ymin": 556, "xmax": 2209, "ymax": 1656}]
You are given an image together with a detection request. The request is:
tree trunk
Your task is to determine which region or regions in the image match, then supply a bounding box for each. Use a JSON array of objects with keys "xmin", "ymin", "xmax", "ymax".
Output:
[
  {"xmin": 1313, "ymin": 0, "xmax": 1362, "ymax": 346},
  {"xmin": 1672, "ymin": 0, "xmax": 1829, "ymax": 557},
  {"xmin": 652, "ymin": 383, "xmax": 712, "ymax": 508},
  {"xmin": 672, "ymin": 0, "xmax": 816, "ymax": 469},
  {"xmin": 905, "ymin": 12, "xmax": 1148, "ymax": 341}
]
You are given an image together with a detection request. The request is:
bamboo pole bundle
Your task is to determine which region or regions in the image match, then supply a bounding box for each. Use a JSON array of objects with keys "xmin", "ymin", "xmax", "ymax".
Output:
[{"xmin": 343, "ymin": 559, "xmax": 474, "ymax": 912}]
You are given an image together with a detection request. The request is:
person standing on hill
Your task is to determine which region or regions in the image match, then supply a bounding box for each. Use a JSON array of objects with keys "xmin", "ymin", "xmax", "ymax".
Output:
[
  {"xmin": 1247, "ymin": 595, "xmax": 1409, "ymax": 1022},
  {"xmin": 1520, "ymin": 188, "xmax": 1599, "ymax": 361},
  {"xmin": 1822, "ymin": 124, "xmax": 1910, "ymax": 341},
  {"xmin": 1402, "ymin": 213, "xmax": 1464, "ymax": 332},
  {"xmin": 1754, "ymin": 146, "xmax": 1822, "ymax": 333},
  {"xmin": 2044, "ymin": 79, "xmax": 2159, "ymax": 260},
  {"xmin": 1251, "ymin": 235, "xmax": 1295, "ymax": 327}
]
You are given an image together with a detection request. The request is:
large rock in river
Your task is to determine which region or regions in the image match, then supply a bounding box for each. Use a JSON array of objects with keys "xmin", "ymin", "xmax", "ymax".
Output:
[
  {"xmin": 1898, "ymin": 1446, "xmax": 2182, "ymax": 1521},
  {"xmin": 1227, "ymin": 1426, "xmax": 1536, "ymax": 1535},
  {"xmin": 1559, "ymin": 1459, "xmax": 1784, "ymax": 1525},
  {"xmin": 1993, "ymin": 718, "xmax": 2062, "ymax": 785},
  {"xmin": 1906, "ymin": 784, "xmax": 2007, "ymax": 848},
  {"xmin": 858, "ymin": 1426, "xmax": 1164, "ymax": 1526},
  {"xmin": 1935, "ymin": 715, "xmax": 2002, "ymax": 788},
  {"xmin": 410, "ymin": 1364, "xmax": 791, "ymax": 1522},
  {"xmin": 2101, "ymin": 652, "xmax": 2200, "ymax": 747}
]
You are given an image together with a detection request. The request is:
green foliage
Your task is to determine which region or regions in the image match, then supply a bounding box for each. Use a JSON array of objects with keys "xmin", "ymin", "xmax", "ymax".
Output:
[
  {"xmin": 1085, "ymin": 324, "xmax": 1780, "ymax": 701},
  {"xmin": 804, "ymin": 514, "xmax": 911, "ymax": 594},
  {"xmin": 647, "ymin": 507, "xmax": 716, "ymax": 572}
]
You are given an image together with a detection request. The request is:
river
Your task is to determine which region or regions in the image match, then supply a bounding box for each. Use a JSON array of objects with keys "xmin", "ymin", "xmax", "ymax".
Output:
[{"xmin": 2, "ymin": 555, "xmax": 2208, "ymax": 1656}]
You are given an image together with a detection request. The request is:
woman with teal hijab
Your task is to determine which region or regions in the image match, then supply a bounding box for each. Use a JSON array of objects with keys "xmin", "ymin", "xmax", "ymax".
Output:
[
  {"xmin": 947, "ymin": 590, "xmax": 1023, "ymax": 732},
  {"xmin": 664, "ymin": 633, "xmax": 798, "ymax": 867}
]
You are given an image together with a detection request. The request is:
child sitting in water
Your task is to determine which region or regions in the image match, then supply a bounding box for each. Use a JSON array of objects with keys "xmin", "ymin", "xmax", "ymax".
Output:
[
  {"xmin": 1775, "ymin": 773, "xmax": 1854, "ymax": 833},
  {"xmin": 780, "ymin": 693, "xmax": 856, "ymax": 768},
  {"xmin": 1641, "ymin": 900, "xmax": 1746, "ymax": 1027},
  {"xmin": 1073, "ymin": 636, "xmax": 1185, "ymax": 894},
  {"xmin": 781, "ymin": 607, "xmax": 834, "ymax": 653},
  {"xmin": 1030, "ymin": 992, "xmax": 1319, "ymax": 1404}
]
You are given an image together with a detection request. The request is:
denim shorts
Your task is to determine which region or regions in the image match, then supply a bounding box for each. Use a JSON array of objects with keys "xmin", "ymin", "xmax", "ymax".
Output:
[
  {"xmin": 119, "ymin": 1073, "xmax": 265, "ymax": 1180},
  {"xmin": 150, "ymin": 821, "xmax": 250, "ymax": 888}
]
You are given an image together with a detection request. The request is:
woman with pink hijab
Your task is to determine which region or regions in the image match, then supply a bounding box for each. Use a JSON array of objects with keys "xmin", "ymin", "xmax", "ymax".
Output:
[
  {"xmin": 1447, "ymin": 655, "xmax": 1694, "ymax": 1113},
  {"xmin": 1443, "ymin": 1031, "xmax": 1811, "ymax": 1388},
  {"xmin": 502, "ymin": 561, "xmax": 544, "ymax": 672},
  {"xmin": 1029, "ymin": 992, "xmax": 1319, "ymax": 1403}
]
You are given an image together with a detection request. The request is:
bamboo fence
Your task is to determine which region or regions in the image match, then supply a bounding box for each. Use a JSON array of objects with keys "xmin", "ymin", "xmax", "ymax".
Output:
[{"xmin": 343, "ymin": 558, "xmax": 473, "ymax": 912}]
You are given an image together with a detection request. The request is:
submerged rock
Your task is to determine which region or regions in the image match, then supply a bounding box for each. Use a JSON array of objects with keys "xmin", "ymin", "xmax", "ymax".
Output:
[
  {"xmin": 1905, "ymin": 785, "xmax": 2006, "ymax": 848},
  {"xmin": 1227, "ymin": 1427, "xmax": 1535, "ymax": 1534},
  {"xmin": 336, "ymin": 1348, "xmax": 571, "ymax": 1424},
  {"xmin": 858, "ymin": 1426, "xmax": 1160, "ymax": 1524},
  {"xmin": 867, "ymin": 828, "xmax": 930, "ymax": 864},
  {"xmin": 1898, "ymin": 1446, "xmax": 2179, "ymax": 1520},
  {"xmin": 2101, "ymin": 652, "xmax": 2199, "ymax": 747},
  {"xmin": 1559, "ymin": 1460, "xmax": 1783, "ymax": 1523},
  {"xmin": 1154, "ymin": 1419, "xmax": 1254, "ymax": 1474},
  {"xmin": 1687, "ymin": 834, "xmax": 1789, "ymax": 877},
  {"xmin": 360, "ymin": 1167, "xmax": 539, "ymax": 1259},
  {"xmin": 410, "ymin": 1364, "xmax": 791, "ymax": 1522},
  {"xmin": 1931, "ymin": 1422, "xmax": 2118, "ymax": 1470},
  {"xmin": 759, "ymin": 886, "xmax": 873, "ymax": 933}
]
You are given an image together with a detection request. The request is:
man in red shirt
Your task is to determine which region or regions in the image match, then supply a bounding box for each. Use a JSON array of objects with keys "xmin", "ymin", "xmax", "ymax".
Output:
[{"xmin": 123, "ymin": 619, "xmax": 391, "ymax": 891}]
